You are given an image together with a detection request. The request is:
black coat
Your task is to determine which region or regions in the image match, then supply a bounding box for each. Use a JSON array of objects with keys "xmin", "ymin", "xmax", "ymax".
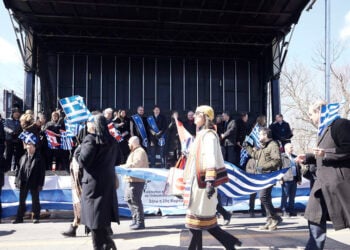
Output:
[
  {"xmin": 148, "ymin": 114, "xmax": 167, "ymax": 146},
  {"xmin": 0, "ymin": 121, "xmax": 5, "ymax": 187},
  {"xmin": 183, "ymin": 119, "xmax": 196, "ymax": 136},
  {"xmin": 269, "ymin": 121, "xmax": 293, "ymax": 146},
  {"xmin": 15, "ymin": 151, "xmax": 45, "ymax": 189},
  {"xmin": 235, "ymin": 118, "xmax": 250, "ymax": 145},
  {"xmin": 304, "ymin": 118, "xmax": 350, "ymax": 230},
  {"xmin": 76, "ymin": 134, "xmax": 121, "ymax": 229}
]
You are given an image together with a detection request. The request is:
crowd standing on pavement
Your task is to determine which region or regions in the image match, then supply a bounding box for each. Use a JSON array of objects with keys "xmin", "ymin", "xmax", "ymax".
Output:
[{"xmin": 0, "ymin": 100, "xmax": 349, "ymax": 250}]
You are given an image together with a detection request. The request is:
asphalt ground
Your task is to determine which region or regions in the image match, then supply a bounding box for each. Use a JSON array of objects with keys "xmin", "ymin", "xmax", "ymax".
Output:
[{"xmin": 0, "ymin": 211, "xmax": 349, "ymax": 250}]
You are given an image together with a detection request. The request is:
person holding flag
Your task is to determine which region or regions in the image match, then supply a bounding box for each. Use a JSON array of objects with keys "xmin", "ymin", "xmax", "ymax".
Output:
[
  {"xmin": 147, "ymin": 105, "xmax": 167, "ymax": 168},
  {"xmin": 244, "ymin": 127, "xmax": 283, "ymax": 230},
  {"xmin": 12, "ymin": 132, "xmax": 45, "ymax": 224},
  {"xmin": 296, "ymin": 100, "xmax": 350, "ymax": 250}
]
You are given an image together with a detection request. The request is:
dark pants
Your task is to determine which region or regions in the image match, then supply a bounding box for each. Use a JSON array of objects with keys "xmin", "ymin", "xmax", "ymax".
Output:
[
  {"xmin": 281, "ymin": 180, "xmax": 297, "ymax": 213},
  {"xmin": 149, "ymin": 145, "xmax": 165, "ymax": 168},
  {"xmin": 125, "ymin": 182, "xmax": 145, "ymax": 224},
  {"xmin": 224, "ymin": 145, "xmax": 236, "ymax": 165},
  {"xmin": 189, "ymin": 226, "xmax": 240, "ymax": 250},
  {"xmin": 16, "ymin": 185, "xmax": 41, "ymax": 220},
  {"xmin": 259, "ymin": 186, "xmax": 277, "ymax": 219},
  {"xmin": 249, "ymin": 192, "xmax": 266, "ymax": 216},
  {"xmin": 91, "ymin": 227, "xmax": 115, "ymax": 250},
  {"xmin": 216, "ymin": 193, "xmax": 230, "ymax": 220},
  {"xmin": 305, "ymin": 190, "xmax": 328, "ymax": 250},
  {"xmin": 5, "ymin": 141, "xmax": 25, "ymax": 171},
  {"xmin": 249, "ymin": 192, "xmax": 256, "ymax": 213}
]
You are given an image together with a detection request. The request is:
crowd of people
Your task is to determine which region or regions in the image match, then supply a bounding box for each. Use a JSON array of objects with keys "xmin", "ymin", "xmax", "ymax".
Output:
[{"xmin": 0, "ymin": 100, "xmax": 349, "ymax": 250}]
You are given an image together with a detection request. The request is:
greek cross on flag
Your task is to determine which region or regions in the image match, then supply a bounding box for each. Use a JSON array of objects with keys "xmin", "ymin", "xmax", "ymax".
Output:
[
  {"xmin": 59, "ymin": 95, "xmax": 91, "ymax": 124},
  {"xmin": 18, "ymin": 131, "xmax": 38, "ymax": 145},
  {"xmin": 318, "ymin": 103, "xmax": 341, "ymax": 136}
]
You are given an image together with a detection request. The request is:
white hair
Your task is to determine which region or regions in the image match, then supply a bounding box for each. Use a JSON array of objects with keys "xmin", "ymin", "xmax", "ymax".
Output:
[
  {"xmin": 103, "ymin": 108, "xmax": 114, "ymax": 115},
  {"xmin": 128, "ymin": 136, "xmax": 140, "ymax": 146}
]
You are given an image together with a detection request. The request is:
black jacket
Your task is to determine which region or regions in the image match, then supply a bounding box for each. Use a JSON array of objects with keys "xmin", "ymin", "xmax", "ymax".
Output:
[
  {"xmin": 15, "ymin": 151, "xmax": 45, "ymax": 189},
  {"xmin": 183, "ymin": 119, "xmax": 196, "ymax": 136},
  {"xmin": 148, "ymin": 114, "xmax": 167, "ymax": 145},
  {"xmin": 235, "ymin": 118, "xmax": 250, "ymax": 145},
  {"xmin": 269, "ymin": 121, "xmax": 293, "ymax": 146}
]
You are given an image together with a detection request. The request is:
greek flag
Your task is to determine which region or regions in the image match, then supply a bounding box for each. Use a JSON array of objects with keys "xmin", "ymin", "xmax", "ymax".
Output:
[
  {"xmin": 64, "ymin": 119, "xmax": 84, "ymax": 137},
  {"xmin": 318, "ymin": 103, "xmax": 341, "ymax": 136},
  {"xmin": 116, "ymin": 162, "xmax": 288, "ymax": 198},
  {"xmin": 60, "ymin": 130, "xmax": 73, "ymax": 150},
  {"xmin": 18, "ymin": 131, "xmax": 38, "ymax": 145},
  {"xmin": 59, "ymin": 95, "xmax": 91, "ymax": 124},
  {"xmin": 240, "ymin": 124, "xmax": 262, "ymax": 166},
  {"xmin": 239, "ymin": 148, "xmax": 249, "ymax": 167},
  {"xmin": 248, "ymin": 124, "xmax": 262, "ymax": 149},
  {"xmin": 218, "ymin": 162, "xmax": 289, "ymax": 198}
]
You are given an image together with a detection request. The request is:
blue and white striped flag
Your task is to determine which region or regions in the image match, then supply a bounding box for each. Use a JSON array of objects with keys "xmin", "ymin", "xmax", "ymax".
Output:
[
  {"xmin": 318, "ymin": 103, "xmax": 341, "ymax": 136},
  {"xmin": 64, "ymin": 119, "xmax": 85, "ymax": 137},
  {"xmin": 60, "ymin": 130, "xmax": 73, "ymax": 150},
  {"xmin": 239, "ymin": 148, "xmax": 249, "ymax": 167},
  {"xmin": 249, "ymin": 124, "xmax": 262, "ymax": 149},
  {"xmin": 116, "ymin": 161, "xmax": 288, "ymax": 198},
  {"xmin": 218, "ymin": 162, "xmax": 288, "ymax": 198},
  {"xmin": 59, "ymin": 95, "xmax": 91, "ymax": 124},
  {"xmin": 240, "ymin": 124, "xmax": 262, "ymax": 166}
]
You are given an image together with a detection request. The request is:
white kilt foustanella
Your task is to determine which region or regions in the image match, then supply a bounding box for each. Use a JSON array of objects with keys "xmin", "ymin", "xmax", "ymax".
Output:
[{"xmin": 184, "ymin": 129, "xmax": 224, "ymax": 230}]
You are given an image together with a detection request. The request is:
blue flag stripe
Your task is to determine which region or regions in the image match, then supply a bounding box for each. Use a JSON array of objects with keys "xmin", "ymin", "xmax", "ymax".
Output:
[
  {"xmin": 318, "ymin": 103, "xmax": 341, "ymax": 136},
  {"xmin": 59, "ymin": 95, "xmax": 91, "ymax": 124}
]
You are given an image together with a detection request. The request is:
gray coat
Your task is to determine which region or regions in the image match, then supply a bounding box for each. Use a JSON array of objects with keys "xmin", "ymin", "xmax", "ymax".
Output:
[
  {"xmin": 76, "ymin": 134, "xmax": 121, "ymax": 229},
  {"xmin": 304, "ymin": 118, "xmax": 350, "ymax": 230},
  {"xmin": 221, "ymin": 119, "xmax": 237, "ymax": 146},
  {"xmin": 281, "ymin": 153, "xmax": 301, "ymax": 182}
]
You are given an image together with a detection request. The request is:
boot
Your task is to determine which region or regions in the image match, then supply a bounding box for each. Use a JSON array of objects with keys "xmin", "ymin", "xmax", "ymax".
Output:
[
  {"xmin": 104, "ymin": 235, "xmax": 117, "ymax": 250},
  {"xmin": 85, "ymin": 225, "xmax": 91, "ymax": 236},
  {"xmin": 130, "ymin": 222, "xmax": 145, "ymax": 230},
  {"xmin": 62, "ymin": 224, "xmax": 78, "ymax": 237}
]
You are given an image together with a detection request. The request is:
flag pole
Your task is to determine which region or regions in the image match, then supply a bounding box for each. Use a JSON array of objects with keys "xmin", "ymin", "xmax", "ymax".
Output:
[{"xmin": 325, "ymin": 0, "xmax": 331, "ymax": 103}]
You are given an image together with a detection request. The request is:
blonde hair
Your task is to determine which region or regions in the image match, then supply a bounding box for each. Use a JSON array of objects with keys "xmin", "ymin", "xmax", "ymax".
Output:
[
  {"xmin": 20, "ymin": 113, "xmax": 34, "ymax": 129},
  {"xmin": 310, "ymin": 100, "xmax": 327, "ymax": 113}
]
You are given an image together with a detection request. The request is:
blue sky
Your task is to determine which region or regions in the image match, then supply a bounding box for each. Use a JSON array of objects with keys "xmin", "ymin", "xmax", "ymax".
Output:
[{"xmin": 0, "ymin": 1, "xmax": 349, "ymax": 104}]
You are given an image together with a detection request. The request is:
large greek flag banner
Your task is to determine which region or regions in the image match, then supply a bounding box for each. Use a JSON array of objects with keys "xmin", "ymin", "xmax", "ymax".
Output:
[
  {"xmin": 318, "ymin": 102, "xmax": 341, "ymax": 136},
  {"xmin": 218, "ymin": 162, "xmax": 288, "ymax": 198},
  {"xmin": 59, "ymin": 95, "xmax": 91, "ymax": 124}
]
